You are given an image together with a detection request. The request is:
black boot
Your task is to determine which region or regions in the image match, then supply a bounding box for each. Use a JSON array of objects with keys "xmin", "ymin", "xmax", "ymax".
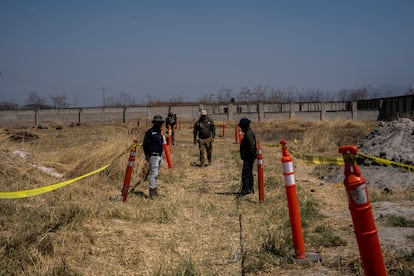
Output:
[{"xmin": 149, "ymin": 188, "xmax": 158, "ymax": 199}]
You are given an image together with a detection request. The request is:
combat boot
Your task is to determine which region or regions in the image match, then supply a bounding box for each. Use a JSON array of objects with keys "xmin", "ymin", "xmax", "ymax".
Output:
[{"xmin": 149, "ymin": 188, "xmax": 158, "ymax": 199}]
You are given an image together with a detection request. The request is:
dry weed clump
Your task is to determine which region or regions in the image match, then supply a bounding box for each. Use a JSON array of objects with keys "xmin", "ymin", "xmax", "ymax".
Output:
[
  {"xmin": 253, "ymin": 119, "xmax": 378, "ymax": 156},
  {"xmin": 0, "ymin": 120, "xmax": 412, "ymax": 275}
]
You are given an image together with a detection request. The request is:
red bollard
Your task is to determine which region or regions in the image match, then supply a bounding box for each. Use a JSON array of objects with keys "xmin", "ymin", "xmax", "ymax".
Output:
[
  {"xmin": 136, "ymin": 119, "xmax": 140, "ymax": 127},
  {"xmin": 280, "ymin": 140, "xmax": 306, "ymax": 259},
  {"xmin": 339, "ymin": 146, "xmax": 386, "ymax": 276},
  {"xmin": 222, "ymin": 121, "xmax": 226, "ymax": 137},
  {"xmin": 238, "ymin": 127, "xmax": 243, "ymax": 144},
  {"xmin": 167, "ymin": 126, "xmax": 172, "ymax": 153},
  {"xmin": 234, "ymin": 121, "xmax": 239, "ymax": 143},
  {"xmin": 122, "ymin": 140, "xmax": 138, "ymax": 202},
  {"xmin": 163, "ymin": 135, "xmax": 173, "ymax": 169},
  {"xmin": 256, "ymin": 139, "xmax": 265, "ymax": 203}
]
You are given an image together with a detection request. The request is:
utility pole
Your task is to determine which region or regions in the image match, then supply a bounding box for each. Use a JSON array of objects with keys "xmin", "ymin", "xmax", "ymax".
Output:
[{"xmin": 102, "ymin": 87, "xmax": 106, "ymax": 107}]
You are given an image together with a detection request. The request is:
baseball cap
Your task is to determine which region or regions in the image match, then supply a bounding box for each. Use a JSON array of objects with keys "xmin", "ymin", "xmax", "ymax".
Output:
[{"xmin": 238, "ymin": 118, "xmax": 251, "ymax": 126}]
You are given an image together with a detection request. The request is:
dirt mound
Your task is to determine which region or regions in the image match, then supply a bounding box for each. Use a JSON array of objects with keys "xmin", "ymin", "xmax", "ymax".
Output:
[
  {"xmin": 356, "ymin": 118, "xmax": 414, "ymax": 189},
  {"xmin": 323, "ymin": 118, "xmax": 414, "ymax": 189},
  {"xmin": 357, "ymin": 118, "xmax": 414, "ymax": 165}
]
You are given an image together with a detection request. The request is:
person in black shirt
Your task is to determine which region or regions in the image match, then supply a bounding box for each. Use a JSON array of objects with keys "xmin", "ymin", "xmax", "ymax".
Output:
[
  {"xmin": 238, "ymin": 118, "xmax": 257, "ymax": 196},
  {"xmin": 143, "ymin": 115, "xmax": 164, "ymax": 198}
]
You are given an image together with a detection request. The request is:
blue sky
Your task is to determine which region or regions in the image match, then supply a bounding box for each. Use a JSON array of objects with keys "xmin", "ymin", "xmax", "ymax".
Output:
[{"xmin": 1, "ymin": 0, "xmax": 413, "ymax": 107}]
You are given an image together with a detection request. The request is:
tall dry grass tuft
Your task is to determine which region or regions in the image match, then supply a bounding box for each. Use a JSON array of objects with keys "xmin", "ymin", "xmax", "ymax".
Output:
[{"xmin": 254, "ymin": 119, "xmax": 378, "ymax": 155}]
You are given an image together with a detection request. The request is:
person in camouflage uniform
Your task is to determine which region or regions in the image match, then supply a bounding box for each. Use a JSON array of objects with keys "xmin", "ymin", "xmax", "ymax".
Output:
[
  {"xmin": 193, "ymin": 109, "xmax": 215, "ymax": 166},
  {"xmin": 165, "ymin": 112, "xmax": 177, "ymax": 145}
]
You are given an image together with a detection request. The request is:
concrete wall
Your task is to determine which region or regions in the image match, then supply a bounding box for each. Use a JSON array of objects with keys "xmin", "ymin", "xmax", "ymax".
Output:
[
  {"xmin": 1, "ymin": 95, "xmax": 412, "ymax": 127},
  {"xmin": 378, "ymin": 95, "xmax": 414, "ymax": 120}
]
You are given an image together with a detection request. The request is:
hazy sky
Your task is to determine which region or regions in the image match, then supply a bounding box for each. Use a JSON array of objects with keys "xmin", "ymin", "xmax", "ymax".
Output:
[{"xmin": 1, "ymin": 0, "xmax": 413, "ymax": 107}]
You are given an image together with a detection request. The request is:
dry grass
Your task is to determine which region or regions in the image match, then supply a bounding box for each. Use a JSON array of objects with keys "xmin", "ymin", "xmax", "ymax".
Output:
[{"xmin": 0, "ymin": 120, "xmax": 412, "ymax": 275}]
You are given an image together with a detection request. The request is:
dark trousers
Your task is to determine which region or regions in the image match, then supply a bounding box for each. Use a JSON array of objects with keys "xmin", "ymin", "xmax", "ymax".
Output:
[{"xmin": 241, "ymin": 159, "xmax": 255, "ymax": 194}]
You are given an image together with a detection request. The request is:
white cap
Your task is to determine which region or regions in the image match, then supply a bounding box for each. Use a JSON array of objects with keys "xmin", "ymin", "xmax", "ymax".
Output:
[{"xmin": 200, "ymin": 110, "xmax": 207, "ymax": 115}]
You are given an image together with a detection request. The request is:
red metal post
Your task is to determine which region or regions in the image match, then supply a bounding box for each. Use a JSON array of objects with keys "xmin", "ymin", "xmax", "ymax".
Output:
[
  {"xmin": 122, "ymin": 140, "xmax": 138, "ymax": 202},
  {"xmin": 238, "ymin": 127, "xmax": 243, "ymax": 144},
  {"xmin": 163, "ymin": 135, "xmax": 173, "ymax": 169},
  {"xmin": 234, "ymin": 121, "xmax": 239, "ymax": 143},
  {"xmin": 222, "ymin": 120, "xmax": 226, "ymax": 137},
  {"xmin": 280, "ymin": 140, "xmax": 306, "ymax": 259},
  {"xmin": 256, "ymin": 139, "xmax": 265, "ymax": 202},
  {"xmin": 339, "ymin": 146, "xmax": 387, "ymax": 276},
  {"xmin": 167, "ymin": 126, "xmax": 172, "ymax": 153}
]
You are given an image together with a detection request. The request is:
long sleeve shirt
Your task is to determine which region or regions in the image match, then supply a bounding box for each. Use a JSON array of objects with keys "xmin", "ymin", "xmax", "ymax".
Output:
[
  {"xmin": 143, "ymin": 127, "xmax": 163, "ymax": 156},
  {"xmin": 240, "ymin": 127, "xmax": 256, "ymax": 161}
]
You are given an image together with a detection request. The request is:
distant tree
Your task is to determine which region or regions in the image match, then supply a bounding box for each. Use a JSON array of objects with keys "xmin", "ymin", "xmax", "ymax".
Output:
[
  {"xmin": 146, "ymin": 94, "xmax": 161, "ymax": 106},
  {"xmin": 404, "ymin": 87, "xmax": 414, "ymax": 95},
  {"xmin": 106, "ymin": 92, "xmax": 139, "ymax": 107},
  {"xmin": 216, "ymin": 87, "xmax": 233, "ymax": 103},
  {"xmin": 337, "ymin": 87, "xmax": 368, "ymax": 101},
  {"xmin": 197, "ymin": 94, "xmax": 210, "ymax": 104},
  {"xmin": 296, "ymin": 89, "xmax": 332, "ymax": 102},
  {"xmin": 169, "ymin": 93, "xmax": 184, "ymax": 103},
  {"xmin": 0, "ymin": 100, "xmax": 19, "ymax": 110},
  {"xmin": 286, "ymin": 87, "xmax": 301, "ymax": 102},
  {"xmin": 267, "ymin": 88, "xmax": 293, "ymax": 103},
  {"xmin": 49, "ymin": 93, "xmax": 70, "ymax": 108},
  {"xmin": 26, "ymin": 92, "xmax": 49, "ymax": 108},
  {"xmin": 237, "ymin": 87, "xmax": 251, "ymax": 103},
  {"xmin": 197, "ymin": 93, "xmax": 216, "ymax": 104}
]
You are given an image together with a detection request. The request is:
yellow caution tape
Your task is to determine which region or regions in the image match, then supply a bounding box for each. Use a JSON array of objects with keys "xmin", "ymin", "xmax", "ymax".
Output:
[
  {"xmin": 0, "ymin": 143, "xmax": 139, "ymax": 199},
  {"xmin": 290, "ymin": 150, "xmax": 345, "ymax": 165},
  {"xmin": 267, "ymin": 144, "xmax": 281, "ymax": 148},
  {"xmin": 267, "ymin": 143, "xmax": 413, "ymax": 172},
  {"xmin": 0, "ymin": 164, "xmax": 110, "ymax": 199},
  {"xmin": 357, "ymin": 152, "xmax": 414, "ymax": 173}
]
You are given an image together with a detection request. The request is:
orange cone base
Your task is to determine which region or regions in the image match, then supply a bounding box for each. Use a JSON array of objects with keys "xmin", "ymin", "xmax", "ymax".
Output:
[{"xmin": 292, "ymin": 252, "xmax": 322, "ymax": 264}]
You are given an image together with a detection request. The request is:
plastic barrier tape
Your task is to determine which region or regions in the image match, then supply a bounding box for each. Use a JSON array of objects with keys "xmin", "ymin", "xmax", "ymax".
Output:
[
  {"xmin": 267, "ymin": 143, "xmax": 413, "ymax": 172},
  {"xmin": 0, "ymin": 143, "xmax": 139, "ymax": 199},
  {"xmin": 357, "ymin": 152, "xmax": 414, "ymax": 173},
  {"xmin": 0, "ymin": 164, "xmax": 110, "ymax": 199},
  {"xmin": 290, "ymin": 150, "xmax": 344, "ymax": 165}
]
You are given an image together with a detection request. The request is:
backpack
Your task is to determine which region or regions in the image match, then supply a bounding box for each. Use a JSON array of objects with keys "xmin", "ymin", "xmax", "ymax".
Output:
[{"xmin": 197, "ymin": 120, "xmax": 212, "ymax": 139}]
